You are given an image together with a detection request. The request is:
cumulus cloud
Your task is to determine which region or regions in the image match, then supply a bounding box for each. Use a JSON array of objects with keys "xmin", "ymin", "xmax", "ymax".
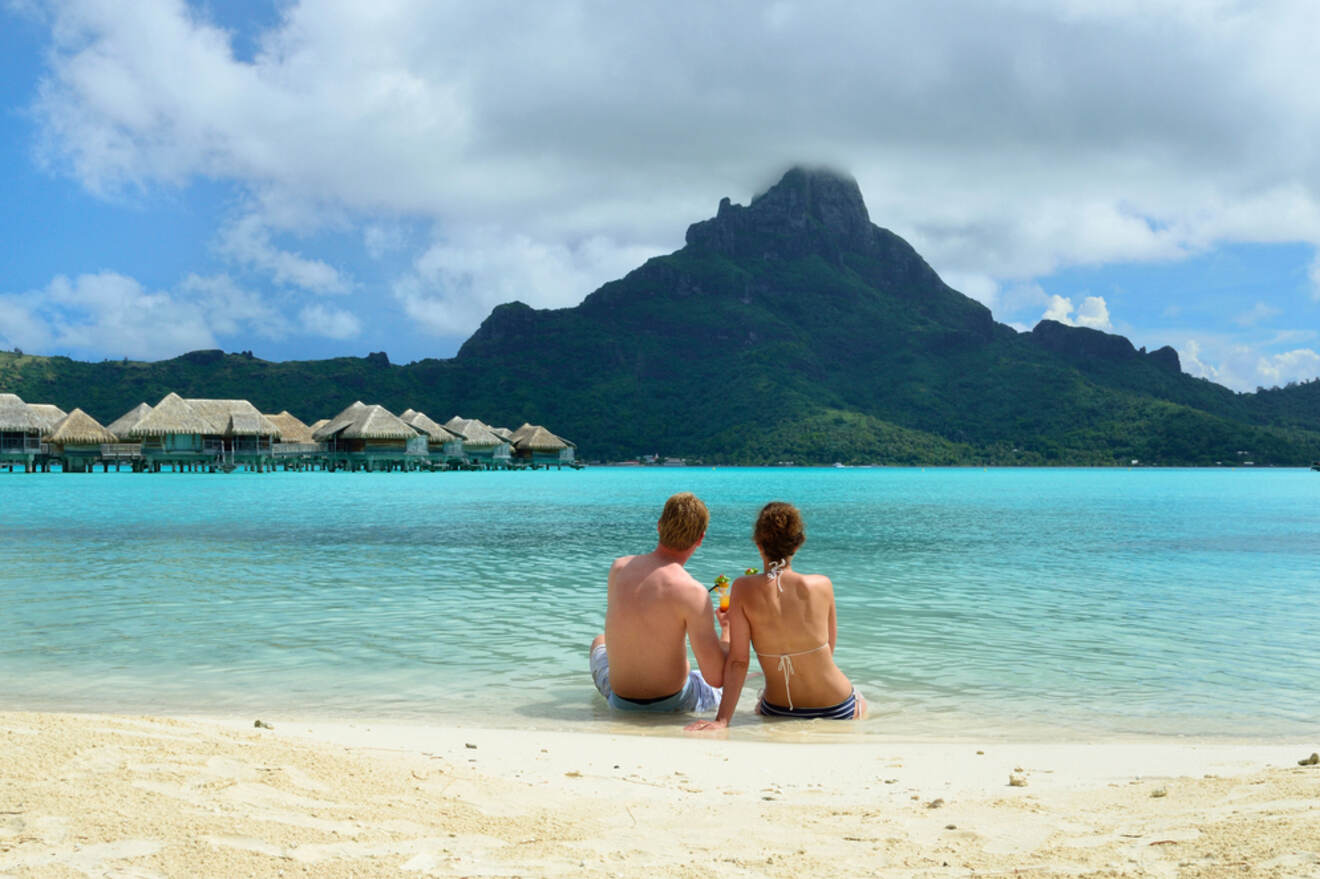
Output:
[
  {"xmin": 1041, "ymin": 294, "xmax": 1113, "ymax": 331},
  {"xmin": 393, "ymin": 229, "xmax": 659, "ymax": 336},
  {"xmin": 1256, "ymin": 349, "xmax": 1320, "ymax": 386},
  {"xmin": 0, "ymin": 272, "xmax": 219, "ymax": 359},
  {"xmin": 27, "ymin": 0, "xmax": 1320, "ymax": 325},
  {"xmin": 217, "ymin": 214, "xmax": 349, "ymax": 294},
  {"xmin": 1178, "ymin": 335, "xmax": 1320, "ymax": 391},
  {"xmin": 298, "ymin": 303, "xmax": 360, "ymax": 339},
  {"xmin": 13, "ymin": 0, "xmax": 1320, "ymax": 369},
  {"xmin": 0, "ymin": 270, "xmax": 357, "ymax": 360},
  {"xmin": 1180, "ymin": 339, "xmax": 1221, "ymax": 383}
]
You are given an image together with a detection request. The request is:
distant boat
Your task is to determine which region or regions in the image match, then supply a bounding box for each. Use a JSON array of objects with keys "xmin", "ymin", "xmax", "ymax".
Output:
[{"xmin": 1312, "ymin": 461, "xmax": 1320, "ymax": 471}]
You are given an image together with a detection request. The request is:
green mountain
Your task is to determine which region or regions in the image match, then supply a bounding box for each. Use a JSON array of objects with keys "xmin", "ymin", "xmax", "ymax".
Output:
[{"xmin": 3, "ymin": 166, "xmax": 1318, "ymax": 464}]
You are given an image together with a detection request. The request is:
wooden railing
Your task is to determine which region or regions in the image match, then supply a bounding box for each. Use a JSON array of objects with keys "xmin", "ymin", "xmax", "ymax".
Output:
[
  {"xmin": 99, "ymin": 443, "xmax": 143, "ymax": 459},
  {"xmin": 273, "ymin": 442, "xmax": 324, "ymax": 455}
]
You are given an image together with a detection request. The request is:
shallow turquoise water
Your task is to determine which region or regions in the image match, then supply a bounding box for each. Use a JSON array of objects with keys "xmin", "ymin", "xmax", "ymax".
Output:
[{"xmin": 1, "ymin": 467, "xmax": 1316, "ymax": 739}]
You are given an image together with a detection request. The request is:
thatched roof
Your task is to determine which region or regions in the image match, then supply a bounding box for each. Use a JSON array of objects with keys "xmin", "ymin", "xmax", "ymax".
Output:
[
  {"xmin": 307, "ymin": 418, "xmax": 330, "ymax": 435},
  {"xmin": 312, "ymin": 401, "xmax": 365, "ymax": 441},
  {"xmin": 128, "ymin": 393, "xmax": 213, "ymax": 438},
  {"xmin": 265, "ymin": 411, "xmax": 315, "ymax": 444},
  {"xmin": 0, "ymin": 392, "xmax": 40, "ymax": 432},
  {"xmin": 106, "ymin": 403, "xmax": 152, "ymax": 439},
  {"xmin": 27, "ymin": 403, "xmax": 68, "ymax": 432},
  {"xmin": 402, "ymin": 410, "xmax": 463, "ymax": 443},
  {"xmin": 489, "ymin": 426, "xmax": 516, "ymax": 442},
  {"xmin": 185, "ymin": 399, "xmax": 280, "ymax": 437},
  {"xmin": 314, "ymin": 402, "xmax": 418, "ymax": 441},
  {"xmin": 512, "ymin": 424, "xmax": 569, "ymax": 452},
  {"xmin": 48, "ymin": 408, "xmax": 118, "ymax": 445},
  {"xmin": 444, "ymin": 416, "xmax": 503, "ymax": 448}
]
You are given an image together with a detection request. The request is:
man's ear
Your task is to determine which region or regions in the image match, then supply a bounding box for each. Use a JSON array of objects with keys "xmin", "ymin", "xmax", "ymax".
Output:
[{"xmin": 695, "ymin": 531, "xmax": 706, "ymax": 548}]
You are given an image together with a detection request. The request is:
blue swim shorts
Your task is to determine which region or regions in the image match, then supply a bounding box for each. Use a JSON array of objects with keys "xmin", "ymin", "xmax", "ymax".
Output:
[{"xmin": 590, "ymin": 644, "xmax": 720, "ymax": 713}]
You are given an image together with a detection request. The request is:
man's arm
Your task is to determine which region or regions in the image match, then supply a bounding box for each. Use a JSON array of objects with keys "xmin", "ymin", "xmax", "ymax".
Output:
[
  {"xmin": 684, "ymin": 582, "xmax": 729, "ymax": 688},
  {"xmin": 686, "ymin": 585, "xmax": 751, "ymax": 732}
]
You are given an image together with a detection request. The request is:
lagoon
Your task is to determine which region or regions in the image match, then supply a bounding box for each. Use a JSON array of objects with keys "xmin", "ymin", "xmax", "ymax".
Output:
[{"xmin": 1, "ymin": 466, "xmax": 1317, "ymax": 740}]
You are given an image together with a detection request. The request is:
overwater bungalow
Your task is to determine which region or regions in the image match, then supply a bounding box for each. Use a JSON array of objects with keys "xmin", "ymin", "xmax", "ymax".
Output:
[
  {"xmin": 313, "ymin": 402, "xmax": 427, "ymax": 471},
  {"xmin": 187, "ymin": 399, "xmax": 281, "ymax": 468},
  {"xmin": 126, "ymin": 392, "xmax": 219, "ymax": 470},
  {"xmin": 266, "ymin": 410, "xmax": 315, "ymax": 445},
  {"xmin": 0, "ymin": 392, "xmax": 42, "ymax": 471},
  {"xmin": 45, "ymin": 408, "xmax": 118, "ymax": 472},
  {"xmin": 266, "ymin": 410, "xmax": 321, "ymax": 468},
  {"xmin": 444, "ymin": 416, "xmax": 512, "ymax": 469},
  {"xmin": 510, "ymin": 423, "xmax": 577, "ymax": 468},
  {"xmin": 125, "ymin": 393, "xmax": 280, "ymax": 471},
  {"xmin": 401, "ymin": 409, "xmax": 466, "ymax": 467}
]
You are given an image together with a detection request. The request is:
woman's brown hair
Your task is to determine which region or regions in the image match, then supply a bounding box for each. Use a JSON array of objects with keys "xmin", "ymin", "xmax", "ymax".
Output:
[{"xmin": 753, "ymin": 501, "xmax": 805, "ymax": 563}]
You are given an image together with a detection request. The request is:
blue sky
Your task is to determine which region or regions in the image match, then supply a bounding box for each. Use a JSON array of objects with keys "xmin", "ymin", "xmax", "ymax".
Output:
[{"xmin": 2, "ymin": 1, "xmax": 1318, "ymax": 392}]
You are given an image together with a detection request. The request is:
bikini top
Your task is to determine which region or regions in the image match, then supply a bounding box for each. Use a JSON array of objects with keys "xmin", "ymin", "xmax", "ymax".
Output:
[{"xmin": 752, "ymin": 559, "xmax": 829, "ymax": 710}]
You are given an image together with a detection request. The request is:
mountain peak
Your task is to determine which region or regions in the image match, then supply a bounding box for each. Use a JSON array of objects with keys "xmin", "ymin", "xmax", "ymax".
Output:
[
  {"xmin": 685, "ymin": 165, "xmax": 875, "ymax": 259},
  {"xmin": 750, "ymin": 165, "xmax": 871, "ymax": 234}
]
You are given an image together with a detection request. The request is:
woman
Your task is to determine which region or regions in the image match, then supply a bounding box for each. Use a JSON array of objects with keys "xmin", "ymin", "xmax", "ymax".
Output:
[{"xmin": 686, "ymin": 501, "xmax": 865, "ymax": 730}]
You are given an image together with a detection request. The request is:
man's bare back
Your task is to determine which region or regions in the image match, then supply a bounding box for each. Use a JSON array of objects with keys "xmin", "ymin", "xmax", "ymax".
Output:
[
  {"xmin": 603, "ymin": 550, "xmax": 727, "ymax": 699},
  {"xmin": 588, "ymin": 492, "xmax": 728, "ymax": 714}
]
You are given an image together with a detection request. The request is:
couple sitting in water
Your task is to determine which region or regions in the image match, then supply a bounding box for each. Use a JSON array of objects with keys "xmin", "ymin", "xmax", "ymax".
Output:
[{"xmin": 589, "ymin": 492, "xmax": 866, "ymax": 728}]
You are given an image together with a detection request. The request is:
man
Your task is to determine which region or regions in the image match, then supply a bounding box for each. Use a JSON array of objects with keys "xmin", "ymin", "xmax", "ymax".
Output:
[{"xmin": 589, "ymin": 492, "xmax": 729, "ymax": 712}]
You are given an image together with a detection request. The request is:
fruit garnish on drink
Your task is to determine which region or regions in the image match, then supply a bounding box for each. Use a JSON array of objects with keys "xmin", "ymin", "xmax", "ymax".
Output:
[
  {"xmin": 712, "ymin": 574, "xmax": 731, "ymax": 611},
  {"xmin": 745, "ymin": 567, "xmax": 758, "ymax": 575}
]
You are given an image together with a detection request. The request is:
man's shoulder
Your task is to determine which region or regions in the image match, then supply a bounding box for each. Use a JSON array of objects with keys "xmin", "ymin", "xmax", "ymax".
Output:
[{"xmin": 657, "ymin": 565, "xmax": 706, "ymax": 601}]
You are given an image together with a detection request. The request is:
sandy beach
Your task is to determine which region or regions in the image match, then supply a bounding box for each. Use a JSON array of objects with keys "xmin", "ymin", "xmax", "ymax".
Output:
[{"xmin": 2, "ymin": 712, "xmax": 1318, "ymax": 877}]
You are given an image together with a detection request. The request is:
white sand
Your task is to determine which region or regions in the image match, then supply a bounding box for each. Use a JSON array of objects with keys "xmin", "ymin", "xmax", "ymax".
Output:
[{"xmin": 3, "ymin": 711, "xmax": 1319, "ymax": 877}]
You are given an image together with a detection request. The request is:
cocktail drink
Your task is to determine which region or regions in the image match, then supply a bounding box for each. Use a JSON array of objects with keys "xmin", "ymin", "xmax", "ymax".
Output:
[{"xmin": 713, "ymin": 574, "xmax": 731, "ymax": 611}]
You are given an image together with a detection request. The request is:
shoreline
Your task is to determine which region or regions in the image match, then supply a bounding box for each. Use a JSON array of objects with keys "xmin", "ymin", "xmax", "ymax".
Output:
[{"xmin": 4, "ymin": 710, "xmax": 1318, "ymax": 877}]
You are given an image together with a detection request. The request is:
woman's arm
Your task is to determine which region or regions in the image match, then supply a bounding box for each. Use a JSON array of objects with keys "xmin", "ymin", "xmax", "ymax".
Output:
[{"xmin": 826, "ymin": 576, "xmax": 838, "ymax": 654}]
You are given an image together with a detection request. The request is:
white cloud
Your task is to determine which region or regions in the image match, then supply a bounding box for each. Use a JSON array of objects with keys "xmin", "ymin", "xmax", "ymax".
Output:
[
  {"xmin": 0, "ymin": 270, "xmax": 359, "ymax": 360},
  {"xmin": 1040, "ymin": 294, "xmax": 1113, "ymax": 331},
  {"xmin": 363, "ymin": 224, "xmax": 408, "ymax": 261},
  {"xmin": 298, "ymin": 303, "xmax": 360, "ymax": 340},
  {"xmin": 1233, "ymin": 302, "xmax": 1283, "ymax": 327},
  {"xmin": 217, "ymin": 214, "xmax": 348, "ymax": 294},
  {"xmin": 1043, "ymin": 294, "xmax": 1075, "ymax": 324},
  {"xmin": 18, "ymin": 0, "xmax": 1320, "ymax": 353},
  {"xmin": 1180, "ymin": 339, "xmax": 1220, "ymax": 383},
  {"xmin": 1256, "ymin": 349, "xmax": 1320, "ymax": 386},
  {"xmin": 1074, "ymin": 296, "xmax": 1112, "ymax": 331},
  {"xmin": 28, "ymin": 3, "xmax": 1320, "ymax": 298},
  {"xmin": 0, "ymin": 272, "xmax": 217, "ymax": 359},
  {"xmin": 1178, "ymin": 336, "xmax": 1320, "ymax": 391},
  {"xmin": 394, "ymin": 229, "xmax": 660, "ymax": 336}
]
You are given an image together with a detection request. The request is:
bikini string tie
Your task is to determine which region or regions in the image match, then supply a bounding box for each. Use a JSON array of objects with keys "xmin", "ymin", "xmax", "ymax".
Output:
[{"xmin": 775, "ymin": 653, "xmax": 796, "ymax": 711}]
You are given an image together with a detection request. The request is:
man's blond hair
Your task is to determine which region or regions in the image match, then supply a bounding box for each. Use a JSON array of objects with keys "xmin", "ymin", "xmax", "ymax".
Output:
[{"xmin": 657, "ymin": 492, "xmax": 709, "ymax": 552}]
